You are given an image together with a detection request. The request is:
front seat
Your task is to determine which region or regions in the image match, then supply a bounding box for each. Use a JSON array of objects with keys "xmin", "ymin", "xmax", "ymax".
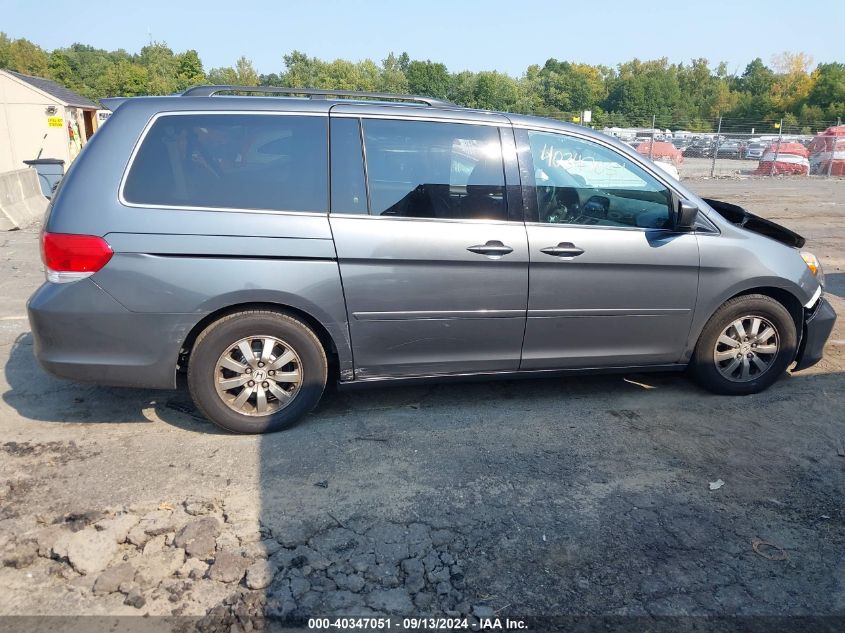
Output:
[{"xmin": 461, "ymin": 159, "xmax": 506, "ymax": 220}]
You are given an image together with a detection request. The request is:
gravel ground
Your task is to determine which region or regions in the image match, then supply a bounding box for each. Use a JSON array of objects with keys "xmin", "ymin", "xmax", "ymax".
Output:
[
  {"xmin": 678, "ymin": 157, "xmax": 761, "ymax": 178},
  {"xmin": 0, "ymin": 177, "xmax": 843, "ymax": 631}
]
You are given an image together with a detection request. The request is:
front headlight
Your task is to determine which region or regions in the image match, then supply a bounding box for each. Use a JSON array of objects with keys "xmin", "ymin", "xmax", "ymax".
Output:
[{"xmin": 801, "ymin": 251, "xmax": 825, "ymax": 287}]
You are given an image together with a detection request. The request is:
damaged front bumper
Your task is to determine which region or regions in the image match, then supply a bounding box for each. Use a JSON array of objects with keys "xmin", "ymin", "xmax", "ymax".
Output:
[{"xmin": 793, "ymin": 297, "xmax": 837, "ymax": 371}]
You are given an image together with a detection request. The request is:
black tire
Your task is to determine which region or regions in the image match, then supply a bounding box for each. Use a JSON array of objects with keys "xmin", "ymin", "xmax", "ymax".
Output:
[
  {"xmin": 689, "ymin": 294, "xmax": 797, "ymax": 395},
  {"xmin": 188, "ymin": 310, "xmax": 327, "ymax": 434}
]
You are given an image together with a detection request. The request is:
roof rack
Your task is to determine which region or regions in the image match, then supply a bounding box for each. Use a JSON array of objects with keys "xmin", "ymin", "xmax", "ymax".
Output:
[{"xmin": 181, "ymin": 85, "xmax": 454, "ymax": 108}]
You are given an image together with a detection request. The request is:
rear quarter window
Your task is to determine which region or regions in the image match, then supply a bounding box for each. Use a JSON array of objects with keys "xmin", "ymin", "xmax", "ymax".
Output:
[{"xmin": 122, "ymin": 113, "xmax": 327, "ymax": 212}]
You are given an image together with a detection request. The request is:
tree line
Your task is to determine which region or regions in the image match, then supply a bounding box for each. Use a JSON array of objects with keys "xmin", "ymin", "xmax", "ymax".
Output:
[{"xmin": 1, "ymin": 33, "xmax": 843, "ymax": 133}]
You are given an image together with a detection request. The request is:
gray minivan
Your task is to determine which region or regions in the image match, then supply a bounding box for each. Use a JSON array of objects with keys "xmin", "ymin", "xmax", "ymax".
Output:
[{"xmin": 28, "ymin": 86, "xmax": 835, "ymax": 434}]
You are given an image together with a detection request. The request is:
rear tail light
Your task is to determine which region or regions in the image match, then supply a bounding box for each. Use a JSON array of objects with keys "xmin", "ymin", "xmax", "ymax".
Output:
[{"xmin": 41, "ymin": 232, "xmax": 113, "ymax": 283}]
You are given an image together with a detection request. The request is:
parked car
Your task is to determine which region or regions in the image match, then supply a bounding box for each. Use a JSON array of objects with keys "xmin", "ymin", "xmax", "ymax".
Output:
[
  {"xmin": 683, "ymin": 139, "xmax": 715, "ymax": 158},
  {"xmin": 744, "ymin": 142, "xmax": 767, "ymax": 160},
  {"xmin": 716, "ymin": 140, "xmax": 743, "ymax": 159},
  {"xmin": 635, "ymin": 141, "xmax": 684, "ymax": 166},
  {"xmin": 28, "ymin": 86, "xmax": 835, "ymax": 434}
]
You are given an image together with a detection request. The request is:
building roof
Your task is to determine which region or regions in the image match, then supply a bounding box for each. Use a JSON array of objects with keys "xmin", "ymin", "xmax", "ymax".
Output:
[{"xmin": 3, "ymin": 70, "xmax": 98, "ymax": 109}]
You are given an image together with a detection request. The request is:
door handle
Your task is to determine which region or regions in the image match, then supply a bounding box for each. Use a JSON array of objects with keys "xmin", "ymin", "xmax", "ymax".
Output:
[
  {"xmin": 540, "ymin": 242, "xmax": 585, "ymax": 257},
  {"xmin": 467, "ymin": 240, "xmax": 514, "ymax": 257}
]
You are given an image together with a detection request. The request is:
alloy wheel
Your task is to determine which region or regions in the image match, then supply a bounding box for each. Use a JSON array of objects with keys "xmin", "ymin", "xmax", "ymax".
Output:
[
  {"xmin": 713, "ymin": 315, "xmax": 780, "ymax": 382},
  {"xmin": 214, "ymin": 336, "xmax": 302, "ymax": 416}
]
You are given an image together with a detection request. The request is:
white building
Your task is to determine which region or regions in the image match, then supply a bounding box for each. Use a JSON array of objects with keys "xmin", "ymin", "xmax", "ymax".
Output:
[{"xmin": 0, "ymin": 69, "xmax": 99, "ymax": 174}]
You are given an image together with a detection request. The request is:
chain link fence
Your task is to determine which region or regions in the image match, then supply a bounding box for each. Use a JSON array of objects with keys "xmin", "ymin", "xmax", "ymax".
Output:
[
  {"xmin": 528, "ymin": 111, "xmax": 844, "ymax": 181},
  {"xmin": 602, "ymin": 119, "xmax": 844, "ymax": 180}
]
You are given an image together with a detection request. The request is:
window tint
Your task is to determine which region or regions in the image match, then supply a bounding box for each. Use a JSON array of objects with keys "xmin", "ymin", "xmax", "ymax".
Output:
[
  {"xmin": 330, "ymin": 118, "xmax": 367, "ymax": 214},
  {"xmin": 363, "ymin": 119, "xmax": 507, "ymax": 221},
  {"xmin": 528, "ymin": 131, "xmax": 671, "ymax": 229},
  {"xmin": 123, "ymin": 114, "xmax": 327, "ymax": 212}
]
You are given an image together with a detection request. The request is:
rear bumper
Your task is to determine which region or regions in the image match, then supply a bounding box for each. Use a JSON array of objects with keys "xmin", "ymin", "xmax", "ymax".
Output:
[
  {"xmin": 27, "ymin": 279, "xmax": 193, "ymax": 389},
  {"xmin": 793, "ymin": 297, "xmax": 836, "ymax": 371}
]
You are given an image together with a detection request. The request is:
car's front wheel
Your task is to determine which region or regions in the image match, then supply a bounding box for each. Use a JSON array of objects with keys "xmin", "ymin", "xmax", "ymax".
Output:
[
  {"xmin": 188, "ymin": 310, "xmax": 327, "ymax": 433},
  {"xmin": 689, "ymin": 294, "xmax": 798, "ymax": 395}
]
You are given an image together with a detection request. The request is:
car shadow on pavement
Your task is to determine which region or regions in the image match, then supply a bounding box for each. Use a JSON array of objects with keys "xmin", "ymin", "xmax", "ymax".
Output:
[
  {"xmin": 4, "ymin": 328, "xmax": 839, "ymax": 434},
  {"xmin": 4, "ymin": 328, "xmax": 713, "ymax": 431},
  {"xmin": 1, "ymin": 332, "xmax": 222, "ymax": 433}
]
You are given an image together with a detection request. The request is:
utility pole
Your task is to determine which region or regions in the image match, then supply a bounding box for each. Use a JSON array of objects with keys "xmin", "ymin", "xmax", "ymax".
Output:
[
  {"xmin": 649, "ymin": 114, "xmax": 656, "ymax": 160},
  {"xmin": 827, "ymin": 116, "xmax": 841, "ymax": 178},
  {"xmin": 709, "ymin": 116, "xmax": 722, "ymax": 177},
  {"xmin": 770, "ymin": 118, "xmax": 783, "ymax": 177}
]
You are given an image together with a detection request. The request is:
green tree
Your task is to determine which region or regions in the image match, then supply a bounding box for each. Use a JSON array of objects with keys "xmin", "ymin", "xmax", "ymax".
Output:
[
  {"xmin": 282, "ymin": 50, "xmax": 322, "ymax": 87},
  {"xmin": 707, "ymin": 80, "xmax": 738, "ymax": 118},
  {"xmin": 0, "ymin": 33, "xmax": 10, "ymax": 68},
  {"xmin": 797, "ymin": 103, "xmax": 827, "ymax": 130},
  {"xmin": 236, "ymin": 56, "xmax": 258, "ymax": 86},
  {"xmin": 769, "ymin": 51, "xmax": 813, "ymax": 111},
  {"xmin": 737, "ymin": 58, "xmax": 775, "ymax": 96},
  {"xmin": 318, "ymin": 59, "xmax": 379, "ymax": 91},
  {"xmin": 258, "ymin": 73, "xmax": 285, "ymax": 86},
  {"xmin": 207, "ymin": 66, "xmax": 238, "ymax": 85},
  {"xmin": 406, "ymin": 60, "xmax": 450, "ymax": 98},
  {"xmin": 53, "ymin": 44, "xmax": 130, "ymax": 100},
  {"xmin": 471, "ymin": 71, "xmax": 521, "ymax": 111},
  {"xmin": 1, "ymin": 34, "xmax": 841, "ymax": 126},
  {"xmin": 1, "ymin": 36, "xmax": 49, "ymax": 75},
  {"xmin": 807, "ymin": 62, "xmax": 845, "ymax": 109},
  {"xmin": 378, "ymin": 52, "xmax": 409, "ymax": 93},
  {"xmin": 676, "ymin": 58, "xmax": 717, "ymax": 119},
  {"xmin": 282, "ymin": 51, "xmax": 390, "ymax": 92},
  {"xmin": 603, "ymin": 59, "xmax": 682, "ymax": 125},
  {"xmin": 449, "ymin": 70, "xmax": 477, "ymax": 107},
  {"xmin": 138, "ymin": 42, "xmax": 180, "ymax": 94},
  {"xmin": 536, "ymin": 59, "xmax": 607, "ymax": 113},
  {"xmin": 208, "ymin": 56, "xmax": 258, "ymax": 86},
  {"xmin": 730, "ymin": 92, "xmax": 775, "ymax": 122},
  {"xmin": 97, "ymin": 59, "xmax": 149, "ymax": 96},
  {"xmin": 47, "ymin": 50, "xmax": 76, "ymax": 88},
  {"xmin": 518, "ymin": 64, "xmax": 546, "ymax": 114},
  {"xmin": 175, "ymin": 49, "xmax": 206, "ymax": 90}
]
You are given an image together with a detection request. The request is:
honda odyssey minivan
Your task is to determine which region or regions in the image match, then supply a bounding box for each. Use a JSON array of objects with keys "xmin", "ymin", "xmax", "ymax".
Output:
[{"xmin": 28, "ymin": 86, "xmax": 835, "ymax": 433}]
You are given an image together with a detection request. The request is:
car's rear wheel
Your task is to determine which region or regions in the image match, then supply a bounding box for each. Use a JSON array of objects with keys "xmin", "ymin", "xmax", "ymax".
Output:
[
  {"xmin": 188, "ymin": 310, "xmax": 327, "ymax": 433},
  {"xmin": 689, "ymin": 294, "xmax": 797, "ymax": 395}
]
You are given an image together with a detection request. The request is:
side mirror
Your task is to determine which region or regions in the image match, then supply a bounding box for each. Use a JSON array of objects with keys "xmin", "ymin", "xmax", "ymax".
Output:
[{"xmin": 675, "ymin": 200, "xmax": 699, "ymax": 231}]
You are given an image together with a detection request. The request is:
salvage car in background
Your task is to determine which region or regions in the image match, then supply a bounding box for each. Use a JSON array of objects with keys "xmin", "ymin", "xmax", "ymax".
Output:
[
  {"xmin": 716, "ymin": 140, "xmax": 744, "ymax": 159},
  {"xmin": 744, "ymin": 142, "xmax": 767, "ymax": 160},
  {"xmin": 683, "ymin": 138, "xmax": 715, "ymax": 158},
  {"xmin": 754, "ymin": 142, "xmax": 810, "ymax": 175}
]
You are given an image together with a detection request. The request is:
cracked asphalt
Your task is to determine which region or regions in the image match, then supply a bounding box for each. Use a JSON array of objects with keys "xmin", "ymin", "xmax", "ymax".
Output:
[{"xmin": 0, "ymin": 177, "xmax": 843, "ymax": 629}]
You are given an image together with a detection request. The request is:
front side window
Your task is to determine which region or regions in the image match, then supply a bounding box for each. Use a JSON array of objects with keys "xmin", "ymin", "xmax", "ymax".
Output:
[
  {"xmin": 123, "ymin": 114, "xmax": 327, "ymax": 212},
  {"xmin": 527, "ymin": 131, "xmax": 672, "ymax": 229},
  {"xmin": 363, "ymin": 119, "xmax": 507, "ymax": 221}
]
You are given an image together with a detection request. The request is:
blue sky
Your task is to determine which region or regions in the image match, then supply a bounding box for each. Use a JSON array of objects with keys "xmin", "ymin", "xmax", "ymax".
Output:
[{"xmin": 5, "ymin": 0, "xmax": 843, "ymax": 76}]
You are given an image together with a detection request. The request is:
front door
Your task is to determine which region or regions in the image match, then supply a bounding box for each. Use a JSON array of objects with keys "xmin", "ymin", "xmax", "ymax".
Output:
[
  {"xmin": 517, "ymin": 129, "xmax": 700, "ymax": 369},
  {"xmin": 329, "ymin": 115, "xmax": 528, "ymax": 378}
]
